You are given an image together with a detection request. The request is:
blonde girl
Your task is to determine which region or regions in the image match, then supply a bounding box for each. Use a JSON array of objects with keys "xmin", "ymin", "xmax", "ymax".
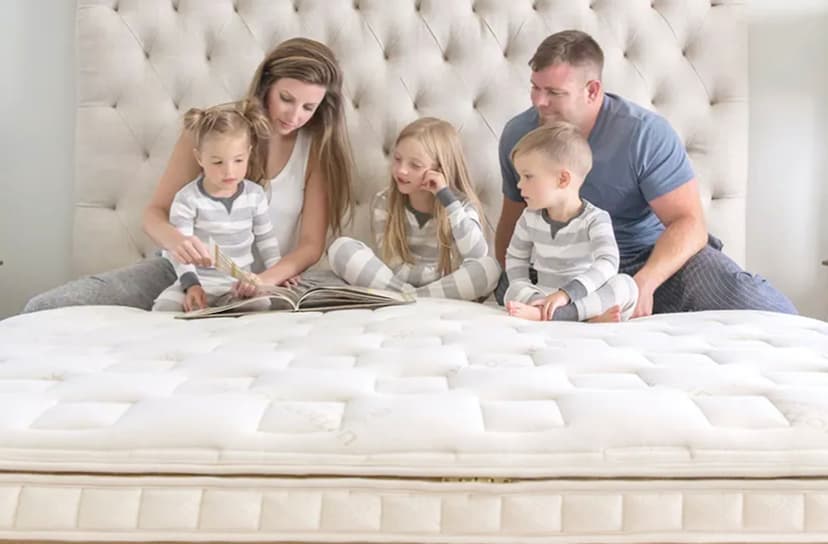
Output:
[
  {"xmin": 328, "ymin": 117, "xmax": 500, "ymax": 300},
  {"xmin": 152, "ymin": 100, "xmax": 283, "ymax": 312}
]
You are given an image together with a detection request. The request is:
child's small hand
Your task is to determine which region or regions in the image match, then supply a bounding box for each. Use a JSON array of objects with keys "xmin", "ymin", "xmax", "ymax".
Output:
[
  {"xmin": 171, "ymin": 236, "xmax": 212, "ymax": 267},
  {"xmin": 530, "ymin": 290, "xmax": 570, "ymax": 321},
  {"xmin": 421, "ymin": 169, "xmax": 447, "ymax": 194},
  {"xmin": 281, "ymin": 275, "xmax": 301, "ymax": 287},
  {"xmin": 184, "ymin": 285, "xmax": 207, "ymax": 312}
]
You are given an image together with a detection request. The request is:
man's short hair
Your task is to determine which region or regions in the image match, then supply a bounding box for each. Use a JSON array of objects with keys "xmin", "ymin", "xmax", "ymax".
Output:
[
  {"xmin": 511, "ymin": 121, "xmax": 593, "ymax": 178},
  {"xmin": 529, "ymin": 30, "xmax": 604, "ymax": 79}
]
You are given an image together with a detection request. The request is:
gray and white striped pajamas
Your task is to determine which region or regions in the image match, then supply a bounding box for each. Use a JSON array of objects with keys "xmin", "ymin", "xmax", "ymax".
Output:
[
  {"xmin": 152, "ymin": 177, "xmax": 281, "ymax": 311},
  {"xmin": 504, "ymin": 201, "xmax": 638, "ymax": 321},
  {"xmin": 328, "ymin": 188, "xmax": 500, "ymax": 301}
]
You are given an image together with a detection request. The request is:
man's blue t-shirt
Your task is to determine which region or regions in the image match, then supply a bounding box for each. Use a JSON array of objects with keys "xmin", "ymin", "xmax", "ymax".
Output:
[{"xmin": 499, "ymin": 93, "xmax": 695, "ymax": 260}]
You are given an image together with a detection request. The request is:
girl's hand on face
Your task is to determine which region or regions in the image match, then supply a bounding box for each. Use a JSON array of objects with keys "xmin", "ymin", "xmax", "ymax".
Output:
[{"xmin": 421, "ymin": 169, "xmax": 447, "ymax": 194}]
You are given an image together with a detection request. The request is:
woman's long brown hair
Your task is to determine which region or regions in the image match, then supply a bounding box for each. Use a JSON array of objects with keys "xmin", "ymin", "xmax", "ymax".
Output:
[{"xmin": 247, "ymin": 38, "xmax": 354, "ymax": 234}]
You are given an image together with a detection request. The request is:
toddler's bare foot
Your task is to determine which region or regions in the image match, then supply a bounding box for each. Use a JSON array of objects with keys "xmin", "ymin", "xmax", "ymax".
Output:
[
  {"xmin": 587, "ymin": 305, "xmax": 621, "ymax": 323},
  {"xmin": 506, "ymin": 301, "xmax": 544, "ymax": 321}
]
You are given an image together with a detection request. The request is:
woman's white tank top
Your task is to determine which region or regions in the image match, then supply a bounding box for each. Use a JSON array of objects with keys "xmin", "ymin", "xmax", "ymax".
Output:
[{"xmin": 267, "ymin": 129, "xmax": 311, "ymax": 254}]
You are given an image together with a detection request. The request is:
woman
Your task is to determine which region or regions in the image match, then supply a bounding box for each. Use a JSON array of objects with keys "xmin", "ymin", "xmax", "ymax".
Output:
[{"xmin": 24, "ymin": 38, "xmax": 353, "ymax": 312}]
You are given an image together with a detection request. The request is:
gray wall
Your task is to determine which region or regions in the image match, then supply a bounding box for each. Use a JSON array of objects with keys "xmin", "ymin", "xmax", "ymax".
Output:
[
  {"xmin": 748, "ymin": 0, "xmax": 828, "ymax": 320},
  {"xmin": 0, "ymin": 0, "xmax": 74, "ymax": 318},
  {"xmin": 1, "ymin": 0, "xmax": 827, "ymax": 320}
]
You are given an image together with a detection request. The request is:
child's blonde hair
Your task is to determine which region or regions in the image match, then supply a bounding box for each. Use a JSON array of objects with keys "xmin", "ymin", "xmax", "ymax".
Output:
[
  {"xmin": 511, "ymin": 121, "xmax": 593, "ymax": 179},
  {"xmin": 183, "ymin": 99, "xmax": 271, "ymax": 182},
  {"xmin": 381, "ymin": 117, "xmax": 488, "ymax": 276}
]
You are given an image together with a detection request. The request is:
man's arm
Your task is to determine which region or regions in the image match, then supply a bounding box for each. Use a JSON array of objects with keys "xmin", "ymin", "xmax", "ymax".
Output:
[
  {"xmin": 495, "ymin": 197, "xmax": 527, "ymax": 267},
  {"xmin": 495, "ymin": 114, "xmax": 531, "ymax": 268},
  {"xmin": 634, "ymin": 179, "xmax": 707, "ymax": 317}
]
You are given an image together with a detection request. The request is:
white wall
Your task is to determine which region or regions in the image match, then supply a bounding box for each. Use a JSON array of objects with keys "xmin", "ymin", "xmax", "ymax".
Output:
[
  {"xmin": 0, "ymin": 0, "xmax": 74, "ymax": 318},
  {"xmin": 748, "ymin": 0, "xmax": 828, "ymax": 320},
  {"xmin": 1, "ymin": 0, "xmax": 827, "ymax": 320}
]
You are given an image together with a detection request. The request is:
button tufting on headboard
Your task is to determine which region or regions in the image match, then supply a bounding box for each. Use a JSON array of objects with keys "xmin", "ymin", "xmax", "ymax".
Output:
[{"xmin": 74, "ymin": 0, "xmax": 748, "ymax": 276}]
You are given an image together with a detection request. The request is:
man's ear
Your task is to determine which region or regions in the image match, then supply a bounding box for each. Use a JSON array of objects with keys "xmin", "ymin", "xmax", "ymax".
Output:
[
  {"xmin": 586, "ymin": 79, "xmax": 602, "ymax": 103},
  {"xmin": 559, "ymin": 169, "xmax": 572, "ymax": 189}
]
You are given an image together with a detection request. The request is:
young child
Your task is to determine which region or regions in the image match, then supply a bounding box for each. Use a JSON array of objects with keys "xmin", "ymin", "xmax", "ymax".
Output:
[
  {"xmin": 152, "ymin": 100, "xmax": 281, "ymax": 312},
  {"xmin": 328, "ymin": 117, "xmax": 500, "ymax": 300},
  {"xmin": 505, "ymin": 122, "xmax": 638, "ymax": 322}
]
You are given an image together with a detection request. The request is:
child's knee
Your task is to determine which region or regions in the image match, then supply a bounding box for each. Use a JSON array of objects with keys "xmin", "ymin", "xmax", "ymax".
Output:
[
  {"xmin": 609, "ymin": 273, "xmax": 638, "ymax": 313},
  {"xmin": 617, "ymin": 273, "xmax": 638, "ymax": 300},
  {"xmin": 329, "ymin": 236, "xmax": 365, "ymax": 253},
  {"xmin": 479, "ymin": 256, "xmax": 502, "ymax": 287},
  {"xmin": 464, "ymin": 256, "xmax": 502, "ymax": 295},
  {"xmin": 328, "ymin": 237, "xmax": 367, "ymax": 267}
]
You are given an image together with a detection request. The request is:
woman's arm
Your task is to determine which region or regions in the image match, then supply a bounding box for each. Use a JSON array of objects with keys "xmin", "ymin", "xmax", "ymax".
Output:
[
  {"xmin": 142, "ymin": 130, "xmax": 208, "ymax": 264},
  {"xmin": 258, "ymin": 163, "xmax": 329, "ymax": 285}
]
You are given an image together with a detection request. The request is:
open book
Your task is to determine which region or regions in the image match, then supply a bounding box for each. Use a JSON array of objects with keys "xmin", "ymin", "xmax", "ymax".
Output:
[
  {"xmin": 176, "ymin": 242, "xmax": 415, "ymax": 319},
  {"xmin": 177, "ymin": 281, "xmax": 414, "ymax": 319}
]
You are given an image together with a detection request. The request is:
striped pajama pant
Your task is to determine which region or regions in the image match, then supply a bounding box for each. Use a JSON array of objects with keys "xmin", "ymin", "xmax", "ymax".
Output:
[
  {"xmin": 505, "ymin": 273, "xmax": 639, "ymax": 321},
  {"xmin": 495, "ymin": 235, "xmax": 798, "ymax": 314},
  {"xmin": 619, "ymin": 235, "xmax": 797, "ymax": 314},
  {"xmin": 328, "ymin": 237, "xmax": 501, "ymax": 301}
]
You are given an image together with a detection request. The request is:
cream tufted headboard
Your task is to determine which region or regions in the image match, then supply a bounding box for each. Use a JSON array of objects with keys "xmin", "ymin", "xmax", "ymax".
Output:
[{"xmin": 75, "ymin": 0, "xmax": 747, "ymax": 276}]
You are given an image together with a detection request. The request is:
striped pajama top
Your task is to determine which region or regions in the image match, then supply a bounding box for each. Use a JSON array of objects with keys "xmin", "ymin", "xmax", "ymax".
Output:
[
  {"xmin": 506, "ymin": 200, "xmax": 620, "ymax": 302},
  {"xmin": 165, "ymin": 177, "xmax": 281, "ymax": 289},
  {"xmin": 371, "ymin": 187, "xmax": 489, "ymax": 280}
]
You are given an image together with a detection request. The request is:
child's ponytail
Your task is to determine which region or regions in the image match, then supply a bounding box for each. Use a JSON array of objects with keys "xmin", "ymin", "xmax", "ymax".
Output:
[{"xmin": 182, "ymin": 100, "xmax": 273, "ymax": 184}]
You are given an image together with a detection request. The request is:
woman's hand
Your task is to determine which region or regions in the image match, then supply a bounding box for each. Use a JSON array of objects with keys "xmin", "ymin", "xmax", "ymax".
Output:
[
  {"xmin": 170, "ymin": 236, "xmax": 212, "ymax": 267},
  {"xmin": 422, "ymin": 169, "xmax": 448, "ymax": 194},
  {"xmin": 258, "ymin": 264, "xmax": 303, "ymax": 288}
]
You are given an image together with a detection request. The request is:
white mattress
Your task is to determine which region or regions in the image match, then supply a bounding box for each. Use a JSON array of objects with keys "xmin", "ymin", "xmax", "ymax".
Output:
[{"xmin": 2, "ymin": 299, "xmax": 828, "ymax": 542}]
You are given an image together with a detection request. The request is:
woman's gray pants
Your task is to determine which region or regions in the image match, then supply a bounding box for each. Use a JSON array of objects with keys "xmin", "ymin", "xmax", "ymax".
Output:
[{"xmin": 23, "ymin": 257, "xmax": 176, "ymax": 313}]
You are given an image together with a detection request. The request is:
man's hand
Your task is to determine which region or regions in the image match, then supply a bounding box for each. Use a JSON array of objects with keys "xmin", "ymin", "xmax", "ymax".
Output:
[
  {"xmin": 531, "ymin": 290, "xmax": 570, "ymax": 321},
  {"xmin": 632, "ymin": 274, "xmax": 655, "ymax": 318},
  {"xmin": 184, "ymin": 285, "xmax": 207, "ymax": 312}
]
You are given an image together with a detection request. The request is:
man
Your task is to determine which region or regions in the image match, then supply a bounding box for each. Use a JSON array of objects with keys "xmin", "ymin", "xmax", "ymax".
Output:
[{"xmin": 495, "ymin": 30, "xmax": 795, "ymax": 317}]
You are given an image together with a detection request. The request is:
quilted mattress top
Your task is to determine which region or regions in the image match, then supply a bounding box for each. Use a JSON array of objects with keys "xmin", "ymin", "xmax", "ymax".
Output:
[{"xmin": 2, "ymin": 300, "xmax": 828, "ymax": 479}]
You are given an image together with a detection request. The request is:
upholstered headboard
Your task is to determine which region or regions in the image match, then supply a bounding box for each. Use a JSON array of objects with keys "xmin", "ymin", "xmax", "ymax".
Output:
[{"xmin": 75, "ymin": 0, "xmax": 747, "ymax": 276}]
